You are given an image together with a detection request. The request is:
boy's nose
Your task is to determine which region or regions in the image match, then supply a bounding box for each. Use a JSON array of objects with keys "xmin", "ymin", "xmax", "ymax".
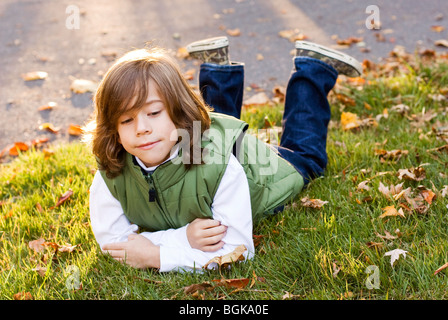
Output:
[{"xmin": 136, "ymin": 115, "xmax": 152, "ymax": 136}]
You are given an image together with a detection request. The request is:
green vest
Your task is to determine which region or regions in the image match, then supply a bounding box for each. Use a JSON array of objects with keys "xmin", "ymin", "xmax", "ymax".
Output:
[{"xmin": 100, "ymin": 113, "xmax": 304, "ymax": 231}]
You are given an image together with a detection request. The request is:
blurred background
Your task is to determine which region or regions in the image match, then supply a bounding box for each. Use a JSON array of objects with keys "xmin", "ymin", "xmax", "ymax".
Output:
[{"xmin": 0, "ymin": 0, "xmax": 447, "ymax": 154}]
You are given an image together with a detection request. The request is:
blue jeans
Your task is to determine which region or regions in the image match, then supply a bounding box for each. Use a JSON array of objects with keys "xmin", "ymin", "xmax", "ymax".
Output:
[{"xmin": 199, "ymin": 57, "xmax": 338, "ymax": 185}]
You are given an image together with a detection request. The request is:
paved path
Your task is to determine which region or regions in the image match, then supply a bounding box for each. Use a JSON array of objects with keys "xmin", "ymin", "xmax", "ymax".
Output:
[{"xmin": 1, "ymin": 0, "xmax": 447, "ymax": 153}]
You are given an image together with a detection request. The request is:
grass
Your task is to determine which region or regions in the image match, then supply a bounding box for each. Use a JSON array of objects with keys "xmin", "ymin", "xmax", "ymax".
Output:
[{"xmin": 1, "ymin": 53, "xmax": 448, "ymax": 300}]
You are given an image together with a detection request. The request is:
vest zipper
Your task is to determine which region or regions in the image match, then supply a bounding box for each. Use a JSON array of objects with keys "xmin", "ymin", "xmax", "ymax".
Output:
[{"xmin": 144, "ymin": 172, "xmax": 157, "ymax": 202}]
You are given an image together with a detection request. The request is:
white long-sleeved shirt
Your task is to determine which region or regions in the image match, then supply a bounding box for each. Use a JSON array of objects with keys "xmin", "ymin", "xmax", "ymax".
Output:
[{"xmin": 89, "ymin": 153, "xmax": 255, "ymax": 272}]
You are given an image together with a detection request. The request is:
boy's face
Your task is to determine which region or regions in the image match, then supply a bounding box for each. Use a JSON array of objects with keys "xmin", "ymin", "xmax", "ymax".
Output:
[{"xmin": 117, "ymin": 80, "xmax": 178, "ymax": 168}]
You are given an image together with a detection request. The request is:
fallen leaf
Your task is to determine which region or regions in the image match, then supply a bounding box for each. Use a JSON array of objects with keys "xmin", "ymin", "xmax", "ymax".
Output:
[
  {"xmin": 243, "ymin": 92, "xmax": 270, "ymax": 107},
  {"xmin": 28, "ymin": 238, "xmax": 46, "ymax": 253},
  {"xmin": 376, "ymin": 230, "xmax": 397, "ymax": 240},
  {"xmin": 203, "ymin": 244, "xmax": 246, "ymax": 269},
  {"xmin": 31, "ymin": 265, "xmax": 47, "ymax": 277},
  {"xmin": 226, "ymin": 28, "xmax": 241, "ymax": 37},
  {"xmin": 38, "ymin": 102, "xmax": 57, "ymax": 111},
  {"xmin": 212, "ymin": 278, "xmax": 250, "ymax": 289},
  {"xmin": 9, "ymin": 142, "xmax": 29, "ymax": 156},
  {"xmin": 431, "ymin": 25, "xmax": 445, "ymax": 32},
  {"xmin": 336, "ymin": 36, "xmax": 363, "ymax": 46},
  {"xmin": 375, "ymin": 149, "xmax": 408, "ymax": 163},
  {"xmin": 70, "ymin": 79, "xmax": 98, "ymax": 93},
  {"xmin": 282, "ymin": 291, "xmax": 302, "ymax": 300},
  {"xmin": 39, "ymin": 123, "xmax": 60, "ymax": 134},
  {"xmin": 397, "ymin": 166, "xmax": 426, "ymax": 181},
  {"xmin": 421, "ymin": 189, "xmax": 436, "ymax": 204},
  {"xmin": 278, "ymin": 29, "xmax": 308, "ymax": 42},
  {"xmin": 434, "ymin": 262, "xmax": 448, "ymax": 275},
  {"xmin": 378, "ymin": 182, "xmax": 404, "ymax": 198},
  {"xmin": 68, "ymin": 124, "xmax": 83, "ymax": 136},
  {"xmin": 183, "ymin": 282, "xmax": 214, "ymax": 295},
  {"xmin": 384, "ymin": 248, "xmax": 407, "ymax": 267},
  {"xmin": 300, "ymin": 197, "xmax": 328, "ymax": 209},
  {"xmin": 13, "ymin": 292, "xmax": 33, "ymax": 300},
  {"xmin": 22, "ymin": 71, "xmax": 48, "ymax": 81},
  {"xmin": 341, "ymin": 112, "xmax": 361, "ymax": 130},
  {"xmin": 435, "ymin": 39, "xmax": 448, "ymax": 48},
  {"xmin": 50, "ymin": 189, "xmax": 74, "ymax": 209},
  {"xmin": 379, "ymin": 205, "xmax": 405, "ymax": 218}
]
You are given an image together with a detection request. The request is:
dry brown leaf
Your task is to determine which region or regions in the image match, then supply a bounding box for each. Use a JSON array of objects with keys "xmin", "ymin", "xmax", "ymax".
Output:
[
  {"xmin": 28, "ymin": 238, "xmax": 46, "ymax": 253},
  {"xmin": 376, "ymin": 230, "xmax": 398, "ymax": 240},
  {"xmin": 378, "ymin": 182, "xmax": 404, "ymax": 198},
  {"xmin": 22, "ymin": 71, "xmax": 48, "ymax": 81},
  {"xmin": 375, "ymin": 149, "xmax": 408, "ymax": 163},
  {"xmin": 203, "ymin": 244, "xmax": 246, "ymax": 269},
  {"xmin": 50, "ymin": 189, "xmax": 74, "ymax": 209},
  {"xmin": 282, "ymin": 291, "xmax": 302, "ymax": 300},
  {"xmin": 212, "ymin": 278, "xmax": 250, "ymax": 289},
  {"xmin": 434, "ymin": 262, "xmax": 448, "ymax": 275},
  {"xmin": 301, "ymin": 197, "xmax": 328, "ymax": 209},
  {"xmin": 397, "ymin": 166, "xmax": 426, "ymax": 181}
]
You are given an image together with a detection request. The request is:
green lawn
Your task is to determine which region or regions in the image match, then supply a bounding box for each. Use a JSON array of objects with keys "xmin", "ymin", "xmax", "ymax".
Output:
[{"xmin": 1, "ymin": 52, "xmax": 448, "ymax": 300}]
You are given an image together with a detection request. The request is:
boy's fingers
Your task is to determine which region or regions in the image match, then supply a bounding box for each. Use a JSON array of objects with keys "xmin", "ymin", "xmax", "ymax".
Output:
[
  {"xmin": 201, "ymin": 241, "xmax": 225, "ymax": 252},
  {"xmin": 203, "ymin": 225, "xmax": 227, "ymax": 237}
]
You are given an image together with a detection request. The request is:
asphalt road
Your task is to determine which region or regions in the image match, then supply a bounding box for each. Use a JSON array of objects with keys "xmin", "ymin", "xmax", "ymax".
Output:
[{"xmin": 1, "ymin": 0, "xmax": 447, "ymax": 154}]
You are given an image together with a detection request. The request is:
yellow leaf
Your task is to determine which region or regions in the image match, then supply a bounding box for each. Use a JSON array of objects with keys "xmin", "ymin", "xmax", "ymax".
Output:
[
  {"xmin": 341, "ymin": 112, "xmax": 361, "ymax": 130},
  {"xmin": 379, "ymin": 205, "xmax": 405, "ymax": 218}
]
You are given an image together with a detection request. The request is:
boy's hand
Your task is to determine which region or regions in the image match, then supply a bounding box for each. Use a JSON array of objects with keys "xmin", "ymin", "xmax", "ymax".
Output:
[
  {"xmin": 187, "ymin": 218, "xmax": 227, "ymax": 252},
  {"xmin": 102, "ymin": 234, "xmax": 160, "ymax": 269}
]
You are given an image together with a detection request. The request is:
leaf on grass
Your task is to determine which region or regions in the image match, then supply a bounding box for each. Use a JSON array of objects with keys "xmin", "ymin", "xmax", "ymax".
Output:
[
  {"xmin": 379, "ymin": 205, "xmax": 405, "ymax": 219},
  {"xmin": 300, "ymin": 197, "xmax": 328, "ymax": 209},
  {"xmin": 375, "ymin": 149, "xmax": 408, "ymax": 163},
  {"xmin": 13, "ymin": 292, "xmax": 33, "ymax": 300},
  {"xmin": 183, "ymin": 282, "xmax": 214, "ymax": 296},
  {"xmin": 282, "ymin": 291, "xmax": 302, "ymax": 300},
  {"xmin": 376, "ymin": 230, "xmax": 398, "ymax": 240},
  {"xmin": 397, "ymin": 166, "xmax": 426, "ymax": 181},
  {"xmin": 28, "ymin": 238, "xmax": 46, "ymax": 253},
  {"xmin": 378, "ymin": 182, "xmax": 404, "ymax": 198},
  {"xmin": 22, "ymin": 71, "xmax": 48, "ymax": 81},
  {"xmin": 9, "ymin": 142, "xmax": 29, "ymax": 156},
  {"xmin": 384, "ymin": 249, "xmax": 407, "ymax": 267},
  {"xmin": 341, "ymin": 112, "xmax": 361, "ymax": 130},
  {"xmin": 434, "ymin": 262, "xmax": 448, "ymax": 275},
  {"xmin": 50, "ymin": 189, "xmax": 74, "ymax": 209},
  {"xmin": 212, "ymin": 278, "xmax": 250, "ymax": 289},
  {"xmin": 203, "ymin": 244, "xmax": 246, "ymax": 269}
]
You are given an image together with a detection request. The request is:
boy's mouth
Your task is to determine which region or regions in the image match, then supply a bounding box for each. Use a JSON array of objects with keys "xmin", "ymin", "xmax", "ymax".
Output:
[{"xmin": 137, "ymin": 141, "xmax": 160, "ymax": 150}]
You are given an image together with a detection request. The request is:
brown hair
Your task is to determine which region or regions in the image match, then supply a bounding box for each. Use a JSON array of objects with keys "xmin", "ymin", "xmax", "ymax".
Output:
[{"xmin": 83, "ymin": 47, "xmax": 211, "ymax": 178}]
